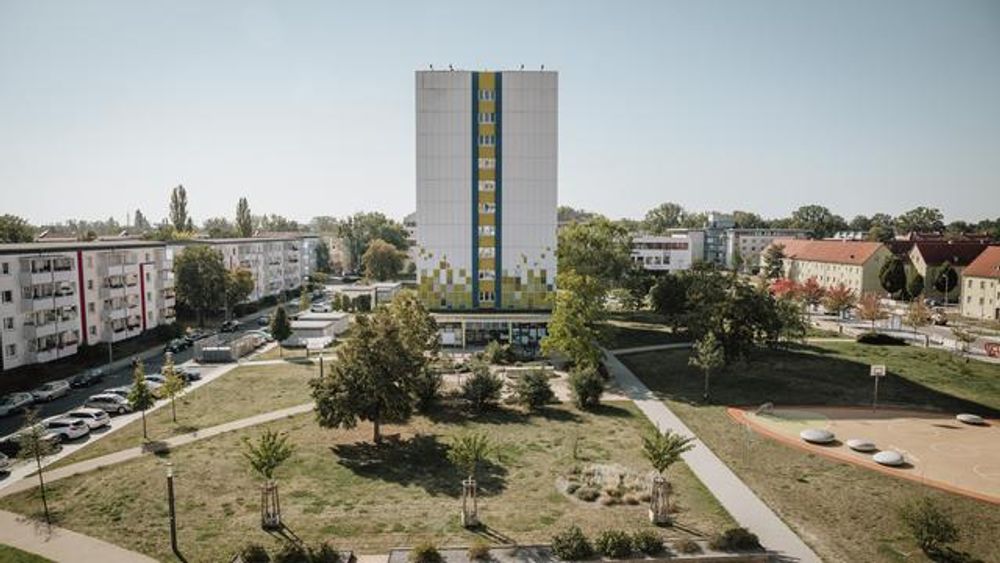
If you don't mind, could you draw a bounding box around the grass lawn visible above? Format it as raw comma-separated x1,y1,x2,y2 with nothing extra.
0,403,734,561
49,362,319,469
622,346,1000,563
252,342,339,361
0,545,54,563
598,318,687,350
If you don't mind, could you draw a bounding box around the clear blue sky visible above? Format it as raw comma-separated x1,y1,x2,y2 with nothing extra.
1,0,998,225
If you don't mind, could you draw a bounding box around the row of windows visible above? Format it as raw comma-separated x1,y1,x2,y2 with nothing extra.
478,290,495,302
478,112,496,124
480,203,495,213
478,247,495,258
478,271,496,280
478,90,495,101
478,158,495,169
478,134,496,146
478,225,495,236
478,180,495,191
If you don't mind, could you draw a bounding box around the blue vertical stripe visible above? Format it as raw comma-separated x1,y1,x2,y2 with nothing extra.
495,72,503,309
471,72,479,309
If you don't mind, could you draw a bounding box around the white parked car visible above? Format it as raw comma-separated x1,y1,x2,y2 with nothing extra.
41,417,90,442
84,393,132,415
144,374,167,386
31,380,70,402
0,392,35,417
103,386,131,399
311,302,332,313
64,407,111,430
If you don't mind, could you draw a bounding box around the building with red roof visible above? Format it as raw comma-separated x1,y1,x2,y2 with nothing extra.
960,246,1000,320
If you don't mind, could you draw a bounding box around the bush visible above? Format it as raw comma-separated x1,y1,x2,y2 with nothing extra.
551,526,593,561
462,361,504,411
575,486,600,502
482,340,516,364
708,527,762,552
409,542,443,563
856,332,906,346
237,543,271,563
413,369,443,413
630,530,664,556
898,497,959,554
510,370,555,410
308,543,341,563
595,529,633,559
674,538,701,554
467,540,491,561
569,367,604,409
273,542,309,563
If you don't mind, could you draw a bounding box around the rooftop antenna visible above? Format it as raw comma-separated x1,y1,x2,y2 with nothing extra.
541,64,545,70
520,64,524,70
448,64,453,71
429,64,433,70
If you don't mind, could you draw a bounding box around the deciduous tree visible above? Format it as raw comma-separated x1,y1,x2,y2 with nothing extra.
169,185,190,231
689,332,725,402
642,202,686,233
236,197,253,237
822,283,856,317
362,238,404,281
161,355,185,423
128,361,156,441
762,244,786,280
0,214,35,243
541,271,604,370
224,268,254,318
879,256,907,297
174,245,227,326
269,306,292,355
858,292,886,330
15,409,57,524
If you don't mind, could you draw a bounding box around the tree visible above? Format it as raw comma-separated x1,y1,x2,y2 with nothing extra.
732,210,767,229
299,289,310,312
642,429,695,524
620,265,657,310
510,370,555,410
541,271,604,370
448,432,496,527
128,361,156,441
133,209,151,231
462,361,504,412
879,256,907,297
169,184,190,231
931,263,958,303
362,238,404,281
791,205,846,239
848,214,872,232
905,300,931,334
174,245,226,326
224,268,255,318
161,355,185,423
689,332,725,402
270,306,292,355
897,497,959,556
822,283,856,317
203,217,238,238
557,206,599,224
858,292,886,330
315,241,332,273
799,277,826,315
907,273,924,300
762,244,786,280
236,197,253,237
769,278,801,301
556,217,632,288
15,409,58,524
339,212,409,271
568,367,604,409
895,207,945,234
0,214,35,243
243,429,294,530
950,327,976,354
642,202,686,234
649,272,691,330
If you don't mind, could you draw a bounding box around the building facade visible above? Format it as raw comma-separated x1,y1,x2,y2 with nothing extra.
960,246,1000,320
631,232,705,272
415,69,557,311
906,241,989,301
171,236,308,303
724,228,808,270
772,239,893,293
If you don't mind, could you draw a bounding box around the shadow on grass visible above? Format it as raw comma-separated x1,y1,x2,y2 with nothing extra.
586,403,633,418
424,404,531,426
332,434,508,498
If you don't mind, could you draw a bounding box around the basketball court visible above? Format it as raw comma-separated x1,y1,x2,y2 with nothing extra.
729,405,1000,504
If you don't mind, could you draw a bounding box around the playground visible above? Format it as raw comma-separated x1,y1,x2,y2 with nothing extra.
729,405,1000,504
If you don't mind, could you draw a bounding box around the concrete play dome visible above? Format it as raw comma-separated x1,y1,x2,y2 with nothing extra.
957,413,986,425
800,428,835,444
873,450,905,467
847,438,877,452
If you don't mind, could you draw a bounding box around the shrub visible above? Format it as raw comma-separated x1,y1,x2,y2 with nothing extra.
462,361,504,411
467,540,491,561
308,543,341,563
856,332,906,346
595,529,633,559
413,369,443,413
483,340,516,364
551,526,593,561
409,542,443,563
511,370,555,410
565,482,581,494
674,538,701,554
568,367,604,409
630,530,664,556
237,543,271,563
575,486,600,502
708,527,762,552
898,497,959,554
272,542,309,563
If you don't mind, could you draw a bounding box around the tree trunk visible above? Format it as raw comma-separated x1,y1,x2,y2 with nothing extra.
373,417,381,444
35,452,51,525
141,410,148,440
171,397,177,423
703,370,710,403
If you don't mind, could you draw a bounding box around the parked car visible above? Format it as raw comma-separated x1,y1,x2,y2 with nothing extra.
70,368,105,388
31,380,71,402
183,329,212,344
247,330,274,343
84,393,132,415
311,302,332,313
0,429,61,457
0,452,11,473
166,338,189,353
42,417,90,442
311,289,325,300
175,367,201,383
220,320,241,332
256,315,271,327
144,374,167,386
0,392,35,417
63,407,111,430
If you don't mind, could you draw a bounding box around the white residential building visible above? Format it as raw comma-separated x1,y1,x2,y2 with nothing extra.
631,232,705,272
960,246,1000,321
171,236,307,303
724,228,808,270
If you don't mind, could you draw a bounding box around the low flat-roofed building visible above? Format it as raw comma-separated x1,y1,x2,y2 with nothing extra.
631,231,705,272
960,246,1000,321
331,281,403,308
295,311,351,335
432,312,550,355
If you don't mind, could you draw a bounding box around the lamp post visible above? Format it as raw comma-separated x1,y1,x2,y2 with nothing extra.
166,462,187,562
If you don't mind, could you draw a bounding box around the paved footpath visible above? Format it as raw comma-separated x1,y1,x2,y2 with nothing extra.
0,509,158,562
605,350,821,563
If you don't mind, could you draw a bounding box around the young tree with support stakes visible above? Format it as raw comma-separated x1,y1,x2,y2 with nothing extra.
161,354,185,423
689,332,725,403
447,432,497,528
242,430,294,530
270,306,292,357
128,361,156,441
858,292,886,330
906,300,931,335
642,429,695,525
15,409,58,525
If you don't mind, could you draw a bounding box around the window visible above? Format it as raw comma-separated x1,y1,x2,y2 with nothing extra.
147,292,152,301
2,317,13,330
1,262,8,275
87,280,93,290
478,134,495,146
89,325,97,336
479,180,495,191
478,291,495,302
478,158,495,169
478,225,495,236
480,203,495,213
478,90,495,101
1,290,11,303
88,302,95,313
478,112,495,124
478,271,495,280
146,272,151,282
4,344,15,357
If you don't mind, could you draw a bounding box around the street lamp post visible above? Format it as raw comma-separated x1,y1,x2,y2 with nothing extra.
166,462,186,562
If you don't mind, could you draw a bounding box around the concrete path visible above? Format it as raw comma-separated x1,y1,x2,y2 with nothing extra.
609,342,692,355
0,509,158,563
605,350,821,563
0,403,314,498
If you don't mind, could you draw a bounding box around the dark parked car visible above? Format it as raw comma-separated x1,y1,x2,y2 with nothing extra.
166,338,189,353
256,315,270,327
70,368,105,388
175,367,201,383
220,320,240,332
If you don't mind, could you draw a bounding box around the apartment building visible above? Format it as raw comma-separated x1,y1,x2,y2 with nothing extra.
631,231,705,272
771,238,892,293
960,246,1000,321
724,228,808,270
172,236,308,302
0,241,175,372
907,241,989,300
415,69,557,312
703,212,735,265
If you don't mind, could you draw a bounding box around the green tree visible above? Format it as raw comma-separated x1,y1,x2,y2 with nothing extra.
643,429,695,475
897,497,959,555
541,271,604,370
243,429,294,530
174,245,227,326
895,207,945,234
620,265,657,310
848,214,872,231
556,217,632,288
203,217,238,238
169,184,190,231
15,409,58,524
339,212,409,271
649,272,691,330
462,360,504,412
315,241,332,273
510,370,555,410
128,361,156,440
879,255,907,297
132,209,151,231
732,210,767,229
568,367,604,409
907,272,924,300
161,355,185,423
932,263,958,303
447,432,495,482
762,244,786,280
362,238,404,281
0,214,36,243
642,202,686,233
270,306,292,356
236,197,253,237
905,300,931,334
689,331,725,402
791,205,847,239
224,268,255,318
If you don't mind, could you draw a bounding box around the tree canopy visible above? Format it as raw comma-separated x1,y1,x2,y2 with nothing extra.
556,216,632,288
790,204,847,239
339,212,409,271
169,184,190,231
174,245,227,325
642,202,686,233
362,238,404,281
236,197,253,237
0,214,36,243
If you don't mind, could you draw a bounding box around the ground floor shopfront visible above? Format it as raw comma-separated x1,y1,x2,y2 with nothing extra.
432,313,550,355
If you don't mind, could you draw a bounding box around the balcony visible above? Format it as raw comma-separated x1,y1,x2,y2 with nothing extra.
162,307,176,319
106,308,128,321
